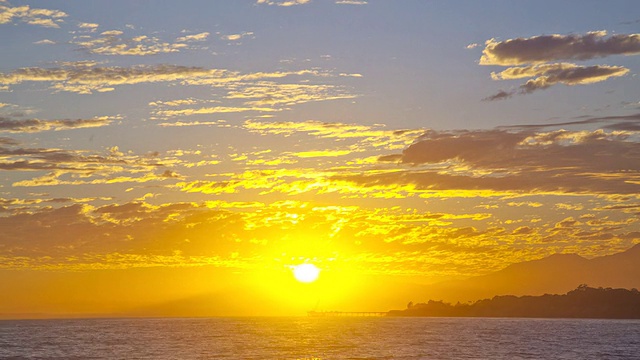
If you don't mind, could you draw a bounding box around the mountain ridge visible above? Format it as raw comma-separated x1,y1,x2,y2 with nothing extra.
422,244,640,302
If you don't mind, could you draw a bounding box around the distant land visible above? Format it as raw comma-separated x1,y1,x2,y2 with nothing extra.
417,243,640,303
388,285,640,319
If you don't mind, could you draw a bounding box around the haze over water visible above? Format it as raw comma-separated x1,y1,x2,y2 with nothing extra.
1,317,639,359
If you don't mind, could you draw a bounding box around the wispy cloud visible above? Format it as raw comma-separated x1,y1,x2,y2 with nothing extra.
72,29,198,56
243,119,424,150
0,65,353,103
33,39,56,45
225,82,357,107
256,0,311,6
335,0,367,5
153,106,278,118
176,32,210,42
0,138,182,190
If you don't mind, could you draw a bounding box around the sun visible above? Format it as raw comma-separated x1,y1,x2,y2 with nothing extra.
292,264,320,283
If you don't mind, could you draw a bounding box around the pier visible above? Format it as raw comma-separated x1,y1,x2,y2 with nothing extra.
307,311,388,317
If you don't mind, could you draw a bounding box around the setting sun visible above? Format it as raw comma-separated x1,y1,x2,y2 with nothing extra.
292,264,321,283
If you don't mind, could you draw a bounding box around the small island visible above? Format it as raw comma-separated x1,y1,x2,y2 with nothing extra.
388,285,640,319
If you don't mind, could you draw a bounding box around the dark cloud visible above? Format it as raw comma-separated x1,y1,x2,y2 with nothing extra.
160,170,181,178
336,166,640,196
402,129,640,172
513,226,534,235
482,89,513,101
0,137,19,145
0,141,168,187
481,32,640,66
480,31,638,99
359,128,640,195
605,122,640,131
400,130,526,165
0,117,112,133
377,154,403,162
498,113,640,131
517,65,629,94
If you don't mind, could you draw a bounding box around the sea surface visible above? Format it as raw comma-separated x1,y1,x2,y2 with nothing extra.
0,317,638,359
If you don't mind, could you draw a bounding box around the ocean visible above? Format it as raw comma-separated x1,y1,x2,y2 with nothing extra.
1,317,638,359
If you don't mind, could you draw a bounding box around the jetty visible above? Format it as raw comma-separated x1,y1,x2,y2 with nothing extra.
307,311,388,317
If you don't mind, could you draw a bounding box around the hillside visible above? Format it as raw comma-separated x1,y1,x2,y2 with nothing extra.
421,244,640,302
389,285,640,319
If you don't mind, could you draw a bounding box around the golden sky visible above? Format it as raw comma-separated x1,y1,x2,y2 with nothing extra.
1,0,639,317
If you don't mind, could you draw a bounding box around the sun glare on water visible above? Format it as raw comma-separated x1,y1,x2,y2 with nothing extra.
292,264,320,283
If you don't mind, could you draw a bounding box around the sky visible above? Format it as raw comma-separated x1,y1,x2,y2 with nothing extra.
1,0,640,317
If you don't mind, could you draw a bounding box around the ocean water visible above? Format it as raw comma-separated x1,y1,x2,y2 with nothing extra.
0,317,638,359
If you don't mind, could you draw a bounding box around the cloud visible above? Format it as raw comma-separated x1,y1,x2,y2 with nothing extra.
0,121,638,277
517,64,628,93
72,30,193,56
480,31,640,66
256,0,311,6
224,34,242,41
33,39,55,45
156,120,228,127
100,29,123,36
221,32,253,41
77,22,99,30
498,112,640,131
0,65,350,98
508,201,543,208
491,63,629,82
149,98,199,107
0,64,227,94
290,150,352,158
176,32,210,42
145,72,359,119
479,31,639,98
0,137,19,145
224,82,357,107
335,0,367,4
482,89,512,101
0,139,182,189
0,116,114,133
0,193,618,275
24,17,59,27
0,2,67,28
243,119,425,150
486,63,629,96
374,128,640,196
153,106,278,118
196,125,637,204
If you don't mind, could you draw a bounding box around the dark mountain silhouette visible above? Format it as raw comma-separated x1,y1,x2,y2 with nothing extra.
389,285,640,319
422,244,640,302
